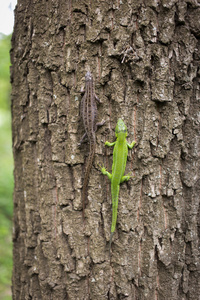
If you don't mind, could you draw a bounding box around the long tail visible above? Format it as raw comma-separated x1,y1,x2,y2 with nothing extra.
109,184,120,254
82,141,95,218
109,232,114,256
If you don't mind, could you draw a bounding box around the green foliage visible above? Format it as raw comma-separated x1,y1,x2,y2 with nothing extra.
0,33,13,300
0,34,11,110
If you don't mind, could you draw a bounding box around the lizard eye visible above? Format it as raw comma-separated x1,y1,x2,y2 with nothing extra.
115,129,127,133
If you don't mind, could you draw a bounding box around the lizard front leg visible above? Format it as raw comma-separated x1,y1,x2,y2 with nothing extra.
127,141,136,149
105,141,116,147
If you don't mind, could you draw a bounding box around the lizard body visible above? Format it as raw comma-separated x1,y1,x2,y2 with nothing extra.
80,71,104,218
100,119,136,254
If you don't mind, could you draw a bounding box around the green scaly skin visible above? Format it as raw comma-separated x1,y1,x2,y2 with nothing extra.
100,119,136,255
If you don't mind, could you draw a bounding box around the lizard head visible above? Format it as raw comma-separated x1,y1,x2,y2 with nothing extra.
115,118,127,139
85,71,92,82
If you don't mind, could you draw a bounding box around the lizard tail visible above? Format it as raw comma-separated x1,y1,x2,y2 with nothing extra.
82,142,96,218
111,184,120,232
109,184,120,255
109,232,114,256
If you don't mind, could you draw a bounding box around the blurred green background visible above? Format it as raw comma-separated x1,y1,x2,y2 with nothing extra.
0,33,13,300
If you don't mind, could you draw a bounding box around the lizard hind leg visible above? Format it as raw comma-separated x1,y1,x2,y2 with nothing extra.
120,173,133,183
100,166,112,180
94,119,106,131
78,132,87,146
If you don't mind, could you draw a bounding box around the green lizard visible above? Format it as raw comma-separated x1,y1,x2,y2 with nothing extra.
100,119,136,254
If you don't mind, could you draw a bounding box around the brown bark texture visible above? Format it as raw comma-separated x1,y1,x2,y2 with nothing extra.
11,0,200,299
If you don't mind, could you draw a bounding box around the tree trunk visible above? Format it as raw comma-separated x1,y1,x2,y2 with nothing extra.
11,1,200,299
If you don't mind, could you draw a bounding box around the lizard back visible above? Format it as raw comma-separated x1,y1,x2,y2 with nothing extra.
81,72,97,142
81,71,98,217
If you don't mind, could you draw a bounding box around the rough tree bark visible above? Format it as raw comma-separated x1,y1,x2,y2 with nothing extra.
11,1,200,299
